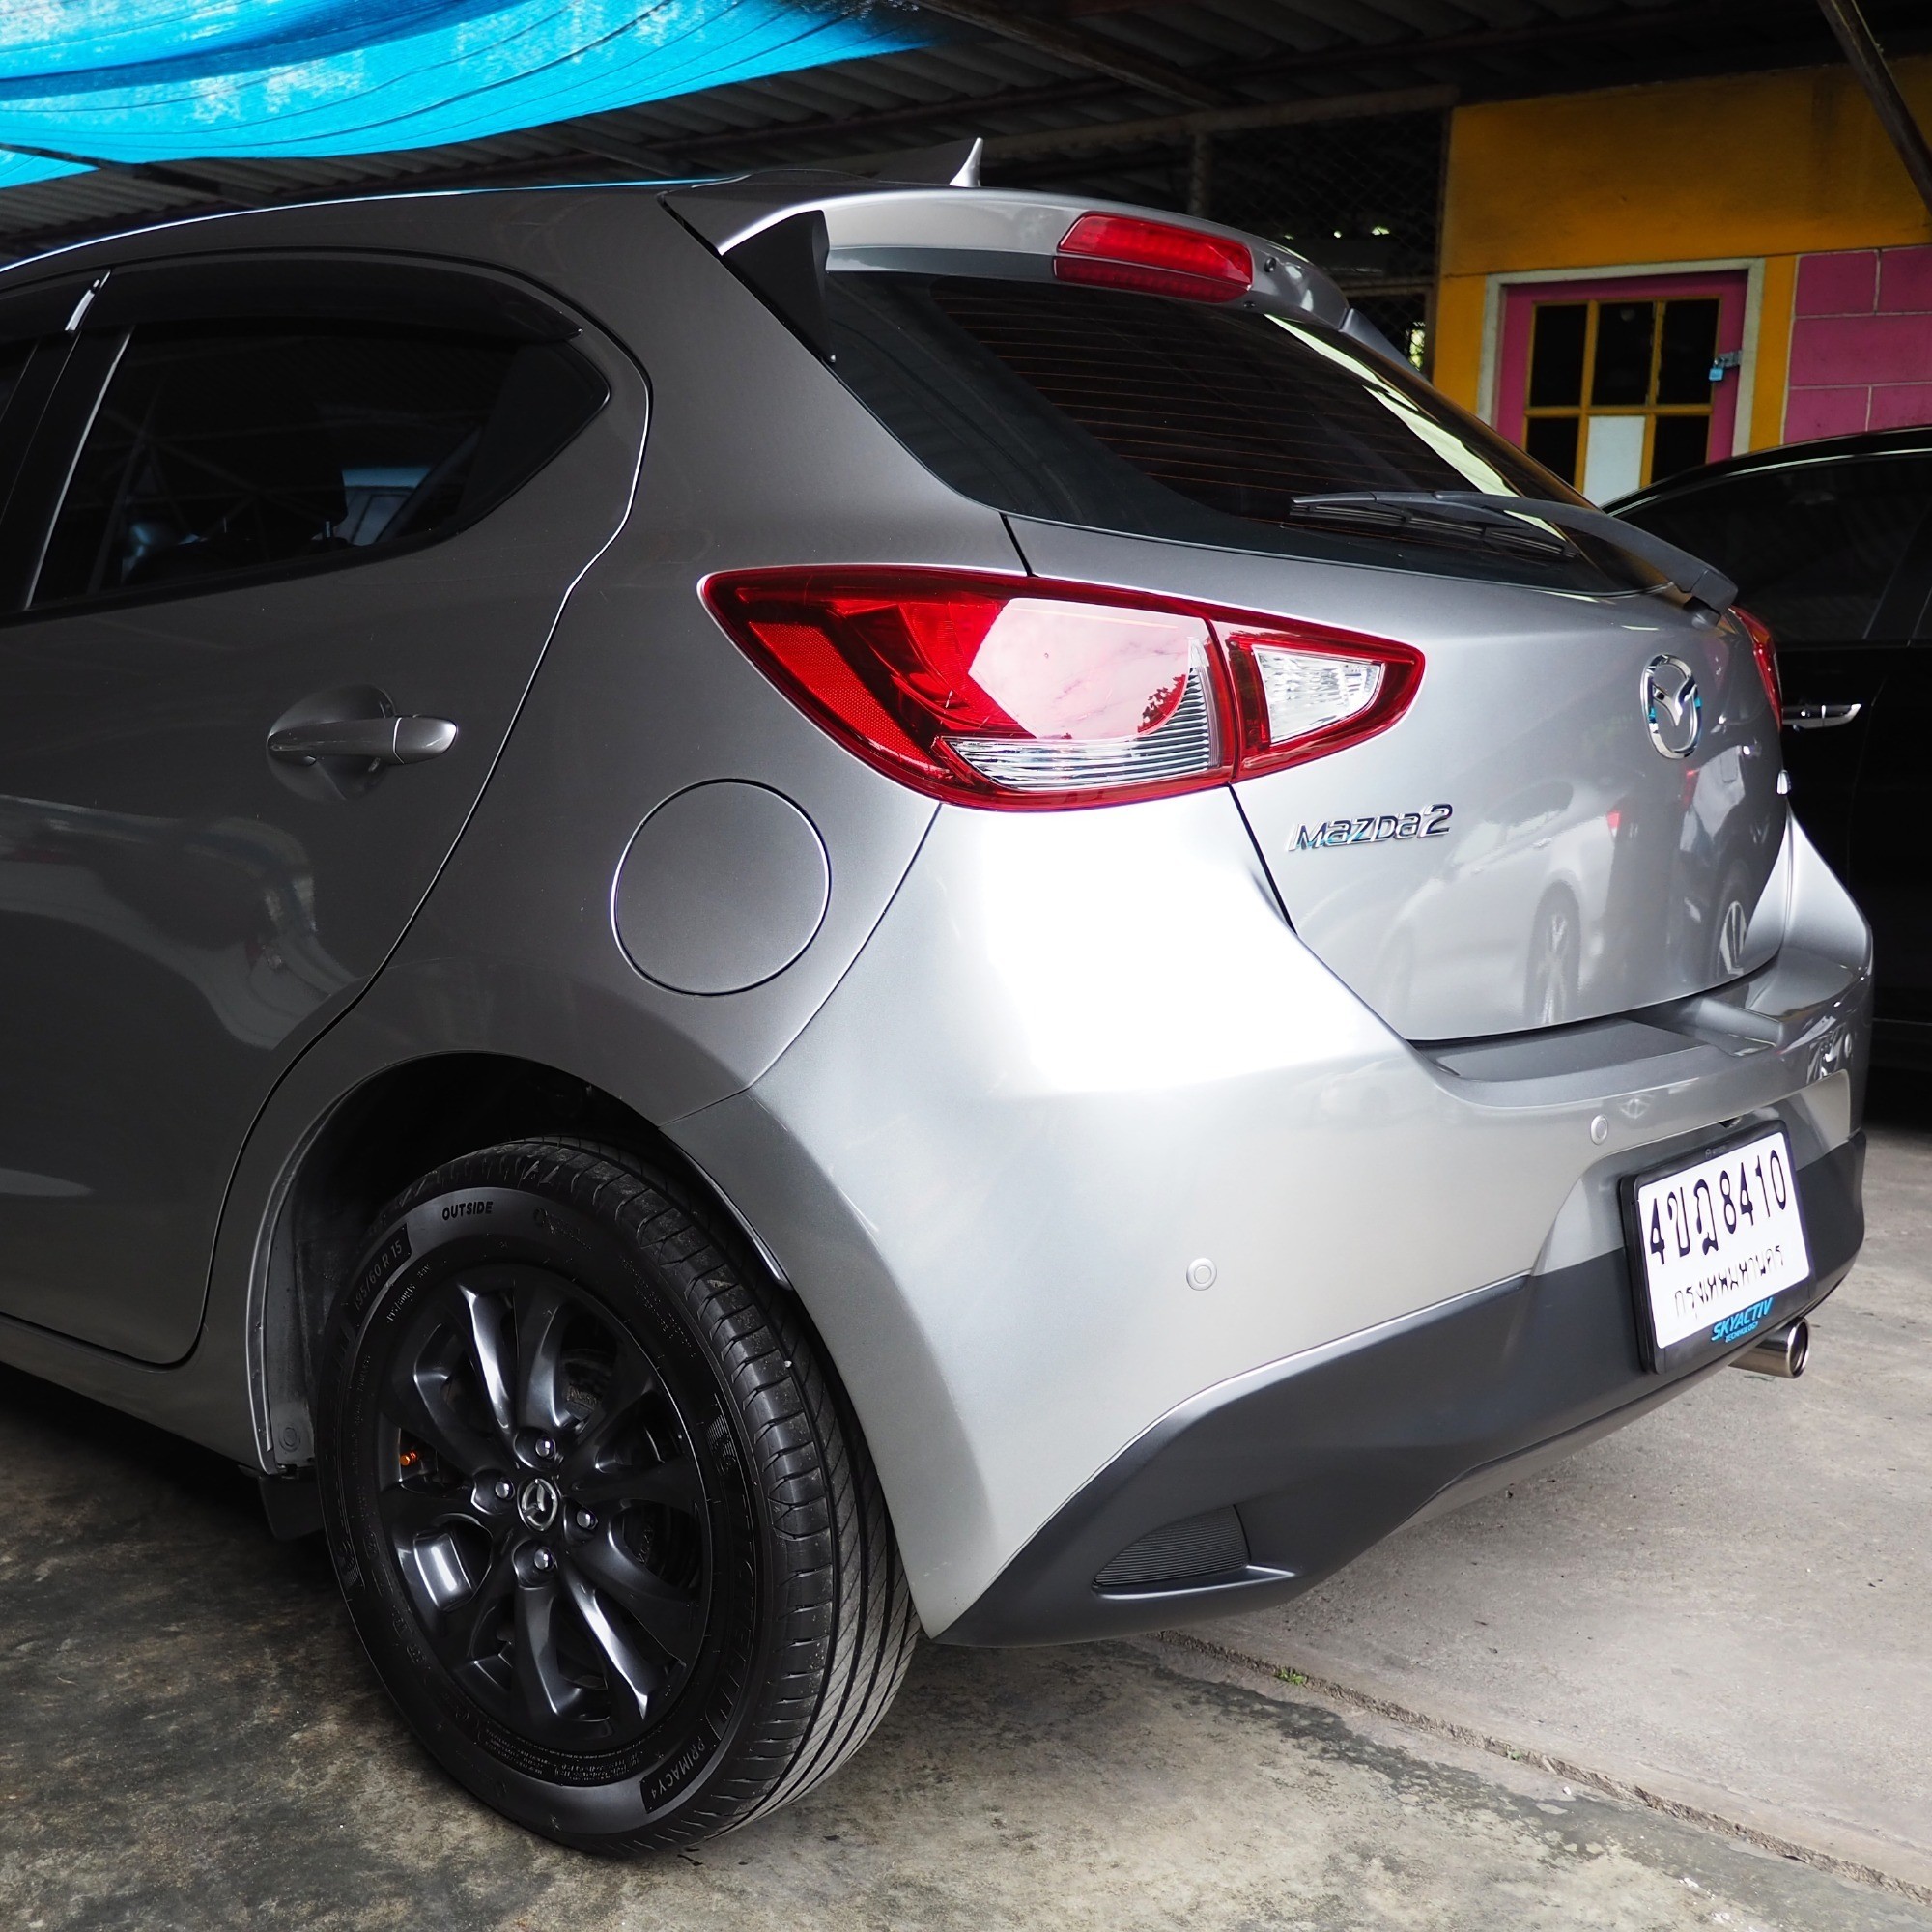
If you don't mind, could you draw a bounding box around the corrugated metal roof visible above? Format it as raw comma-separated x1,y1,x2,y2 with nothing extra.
0,0,1917,257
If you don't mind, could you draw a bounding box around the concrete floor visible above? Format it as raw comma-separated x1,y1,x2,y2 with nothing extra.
1200,1099,1932,1896
0,1396,1923,1932
1,1098,1927,1928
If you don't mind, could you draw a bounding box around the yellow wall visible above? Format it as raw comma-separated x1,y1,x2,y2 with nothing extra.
1433,57,1932,440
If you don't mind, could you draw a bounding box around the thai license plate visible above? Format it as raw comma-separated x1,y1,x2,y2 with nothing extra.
1628,1129,1811,1369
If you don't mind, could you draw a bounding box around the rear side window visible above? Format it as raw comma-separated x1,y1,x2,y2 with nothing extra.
33,320,605,607
0,338,40,474
1619,456,1932,642
0,341,29,425
821,272,1637,592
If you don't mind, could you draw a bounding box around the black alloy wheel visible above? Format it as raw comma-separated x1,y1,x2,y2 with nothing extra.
375,1262,714,1756
318,1138,917,1851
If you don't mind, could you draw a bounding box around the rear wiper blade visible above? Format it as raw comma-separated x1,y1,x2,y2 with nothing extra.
1285,493,1575,561
1288,491,1738,612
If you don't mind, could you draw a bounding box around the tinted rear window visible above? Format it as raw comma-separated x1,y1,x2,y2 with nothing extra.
823,272,1642,592
0,342,27,423
1619,455,1932,642
33,320,605,608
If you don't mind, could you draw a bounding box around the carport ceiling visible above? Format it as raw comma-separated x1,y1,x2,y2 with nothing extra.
0,0,1925,258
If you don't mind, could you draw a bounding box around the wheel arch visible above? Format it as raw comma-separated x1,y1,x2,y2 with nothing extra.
257,1051,789,1471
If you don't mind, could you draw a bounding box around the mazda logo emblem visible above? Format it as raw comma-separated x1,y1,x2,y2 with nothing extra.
517,1475,561,1533
1641,654,1702,759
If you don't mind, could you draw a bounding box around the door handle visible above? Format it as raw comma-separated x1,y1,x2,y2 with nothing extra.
1781,701,1862,732
268,715,458,766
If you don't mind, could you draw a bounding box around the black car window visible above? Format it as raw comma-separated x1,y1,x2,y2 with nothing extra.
0,338,43,474
32,319,605,608
1618,456,1932,642
0,341,29,422
820,271,1651,596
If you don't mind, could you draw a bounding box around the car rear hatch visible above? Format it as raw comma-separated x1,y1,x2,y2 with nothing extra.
668,177,1791,1040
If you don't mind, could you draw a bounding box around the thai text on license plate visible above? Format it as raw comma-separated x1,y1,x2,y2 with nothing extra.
1634,1130,1810,1351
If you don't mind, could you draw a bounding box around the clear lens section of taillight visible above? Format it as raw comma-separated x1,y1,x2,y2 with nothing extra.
949,637,1221,792
702,568,1419,809
1222,625,1423,777
1244,645,1383,741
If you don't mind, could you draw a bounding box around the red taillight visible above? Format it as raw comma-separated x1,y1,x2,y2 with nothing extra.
701,568,1421,810
1054,213,1253,304
1735,605,1781,718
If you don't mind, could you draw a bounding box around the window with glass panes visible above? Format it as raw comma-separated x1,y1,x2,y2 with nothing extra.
1521,297,1721,499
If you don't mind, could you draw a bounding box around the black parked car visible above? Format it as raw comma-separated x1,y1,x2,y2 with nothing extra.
1618,429,1932,1068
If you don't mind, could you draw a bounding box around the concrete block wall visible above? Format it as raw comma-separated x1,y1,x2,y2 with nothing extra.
1787,245,1932,441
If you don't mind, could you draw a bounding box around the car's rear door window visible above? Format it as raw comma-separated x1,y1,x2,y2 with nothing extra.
32,318,605,608
821,270,1640,593
0,341,29,422
1619,456,1932,642
0,337,40,502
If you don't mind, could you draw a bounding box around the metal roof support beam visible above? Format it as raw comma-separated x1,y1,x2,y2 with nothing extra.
646,75,1122,163
966,83,1457,163
1816,0,1932,216
658,1,1781,175
4,142,236,202
558,119,686,177
903,0,1225,107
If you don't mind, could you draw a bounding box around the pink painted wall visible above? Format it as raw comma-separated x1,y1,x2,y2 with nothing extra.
1787,246,1932,440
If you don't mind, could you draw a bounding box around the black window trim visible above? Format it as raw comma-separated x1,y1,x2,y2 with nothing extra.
0,270,115,574
85,250,583,343
0,329,123,613
0,250,610,626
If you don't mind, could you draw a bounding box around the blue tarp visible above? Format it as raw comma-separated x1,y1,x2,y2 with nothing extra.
0,1,928,191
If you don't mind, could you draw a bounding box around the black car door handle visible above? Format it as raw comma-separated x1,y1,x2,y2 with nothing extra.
1781,701,1862,732
268,715,459,766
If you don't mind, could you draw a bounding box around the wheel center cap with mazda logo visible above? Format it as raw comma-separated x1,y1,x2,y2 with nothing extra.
1641,654,1702,759
518,1475,561,1533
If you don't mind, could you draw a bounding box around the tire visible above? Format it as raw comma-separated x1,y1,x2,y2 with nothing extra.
315,1137,916,1851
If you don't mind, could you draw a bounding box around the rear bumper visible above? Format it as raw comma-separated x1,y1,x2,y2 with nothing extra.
942,1133,1863,1646
673,793,1870,1637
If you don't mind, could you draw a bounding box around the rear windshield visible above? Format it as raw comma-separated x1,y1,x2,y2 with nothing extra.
822,271,1644,593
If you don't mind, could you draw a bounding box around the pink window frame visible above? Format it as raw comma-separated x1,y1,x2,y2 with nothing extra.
1494,272,1749,465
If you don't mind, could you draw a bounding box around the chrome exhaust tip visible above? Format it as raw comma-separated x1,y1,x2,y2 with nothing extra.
1730,1318,1809,1379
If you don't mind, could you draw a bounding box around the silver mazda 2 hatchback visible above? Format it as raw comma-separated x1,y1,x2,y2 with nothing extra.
0,168,1867,1850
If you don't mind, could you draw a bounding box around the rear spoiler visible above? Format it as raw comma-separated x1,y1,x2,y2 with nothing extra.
664,172,1358,336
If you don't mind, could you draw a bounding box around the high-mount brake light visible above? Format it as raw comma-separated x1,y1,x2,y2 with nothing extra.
1735,606,1781,718
701,569,1422,810
1054,213,1253,304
